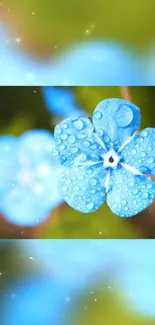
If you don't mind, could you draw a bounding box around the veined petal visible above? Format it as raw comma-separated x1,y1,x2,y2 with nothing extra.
107,168,155,217
93,98,140,150
58,165,108,213
121,128,155,175
54,117,107,167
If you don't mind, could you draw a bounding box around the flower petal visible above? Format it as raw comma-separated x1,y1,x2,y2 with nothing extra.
107,167,155,217
54,117,107,167
93,98,140,149
121,128,155,175
58,165,107,213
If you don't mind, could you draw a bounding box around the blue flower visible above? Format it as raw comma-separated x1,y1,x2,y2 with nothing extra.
4,277,74,325
0,130,63,226
42,86,84,118
53,98,155,217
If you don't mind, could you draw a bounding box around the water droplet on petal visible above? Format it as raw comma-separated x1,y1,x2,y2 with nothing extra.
90,178,97,186
116,104,133,127
73,119,84,130
136,137,143,143
86,202,94,211
83,141,90,147
94,111,102,120
147,157,154,164
131,149,137,155
141,130,148,137
71,147,79,153
133,188,138,194
61,134,68,140
140,151,146,158
60,145,66,151
142,192,148,199
62,123,68,129
69,135,76,144
74,185,80,191
62,186,68,192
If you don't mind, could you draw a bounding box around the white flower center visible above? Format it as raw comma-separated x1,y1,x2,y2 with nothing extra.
102,149,120,168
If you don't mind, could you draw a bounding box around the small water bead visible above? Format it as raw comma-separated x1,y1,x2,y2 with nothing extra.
59,145,66,151
94,111,102,120
86,202,94,211
83,141,90,147
141,130,148,137
147,157,154,164
147,146,152,151
62,186,68,192
90,189,96,194
74,185,80,191
90,178,97,186
79,153,87,162
79,175,84,180
104,135,110,143
136,136,143,144
64,195,69,200
71,147,79,153
133,188,138,194
130,181,134,187
140,151,147,158
56,139,62,145
122,200,127,205
61,123,68,129
68,135,76,144
55,126,62,134
77,133,86,139
116,104,133,127
73,119,84,131
61,134,68,140
66,179,71,184
142,192,149,199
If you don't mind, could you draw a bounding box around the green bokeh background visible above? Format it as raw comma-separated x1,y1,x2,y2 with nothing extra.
0,86,155,239
2,0,155,57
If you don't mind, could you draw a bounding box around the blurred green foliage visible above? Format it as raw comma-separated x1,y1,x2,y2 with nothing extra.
3,0,155,56
0,86,155,239
68,282,155,324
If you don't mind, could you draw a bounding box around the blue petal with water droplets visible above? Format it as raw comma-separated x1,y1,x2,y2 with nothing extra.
54,117,107,167
58,165,107,213
93,98,141,150
121,128,155,175
107,168,155,217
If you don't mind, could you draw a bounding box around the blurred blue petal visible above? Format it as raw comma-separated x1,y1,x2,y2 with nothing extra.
42,86,84,118
0,26,148,85
4,277,74,325
1,130,63,226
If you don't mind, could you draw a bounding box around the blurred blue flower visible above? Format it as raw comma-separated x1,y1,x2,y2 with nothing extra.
4,277,75,325
53,98,155,217
42,86,84,118
18,239,155,318
0,130,63,226
0,25,148,85
22,239,118,289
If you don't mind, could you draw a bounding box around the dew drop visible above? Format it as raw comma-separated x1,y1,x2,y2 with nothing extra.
122,200,127,205
90,178,97,186
136,137,143,143
73,119,84,130
71,147,79,153
140,151,146,158
79,175,84,181
86,202,94,211
61,134,68,140
141,130,148,137
94,111,102,120
83,141,90,147
74,185,80,191
62,186,68,192
116,104,133,127
131,149,137,155
60,145,66,151
62,123,68,129
147,157,154,164
142,192,148,199
133,188,138,194
69,135,76,144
